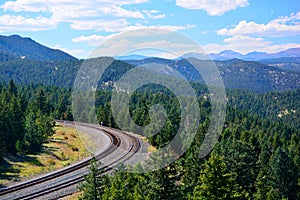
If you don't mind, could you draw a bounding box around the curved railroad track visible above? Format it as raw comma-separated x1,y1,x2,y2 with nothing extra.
0,121,142,200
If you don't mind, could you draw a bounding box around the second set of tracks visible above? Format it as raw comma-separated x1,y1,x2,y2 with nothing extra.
0,121,141,200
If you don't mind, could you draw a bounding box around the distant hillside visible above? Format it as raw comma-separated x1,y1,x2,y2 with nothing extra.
116,54,149,60
1,34,299,92
260,57,300,64
0,35,77,61
1,53,300,92
216,59,300,92
180,47,300,61
0,53,136,88
260,57,300,72
125,57,300,92
209,50,244,60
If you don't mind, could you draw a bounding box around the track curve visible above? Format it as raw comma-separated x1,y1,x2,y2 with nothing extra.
0,121,142,200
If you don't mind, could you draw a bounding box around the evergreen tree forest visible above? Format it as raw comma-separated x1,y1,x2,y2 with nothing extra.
1,35,299,199
0,80,73,158
78,84,300,200
0,78,299,199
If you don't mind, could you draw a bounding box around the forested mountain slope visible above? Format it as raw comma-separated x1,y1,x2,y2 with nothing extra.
126,58,300,92
1,35,300,92
0,35,76,61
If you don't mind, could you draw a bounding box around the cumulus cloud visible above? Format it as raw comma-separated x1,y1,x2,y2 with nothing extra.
75,28,206,58
143,10,166,19
134,24,195,31
1,0,149,13
0,0,148,31
1,0,49,12
0,15,57,32
0,0,172,33
176,0,249,16
217,12,300,37
101,6,144,19
209,12,300,54
1,0,147,20
70,19,129,32
73,24,195,46
72,34,119,47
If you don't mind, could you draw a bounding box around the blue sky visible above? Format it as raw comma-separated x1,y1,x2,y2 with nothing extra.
0,0,299,58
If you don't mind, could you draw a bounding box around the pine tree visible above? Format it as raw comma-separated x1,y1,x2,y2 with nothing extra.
0,127,6,160
23,110,40,152
22,108,54,153
54,95,67,120
191,153,243,200
266,188,285,200
8,79,17,97
268,147,298,199
102,164,130,200
35,88,49,114
79,158,109,200
223,140,257,198
254,167,269,200
7,95,25,152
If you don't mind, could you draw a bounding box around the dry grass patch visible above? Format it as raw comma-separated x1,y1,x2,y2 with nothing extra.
147,145,157,153
0,124,89,186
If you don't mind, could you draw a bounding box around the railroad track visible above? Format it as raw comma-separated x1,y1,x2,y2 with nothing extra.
0,121,141,200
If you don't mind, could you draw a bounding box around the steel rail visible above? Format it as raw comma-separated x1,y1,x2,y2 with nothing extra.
0,121,141,200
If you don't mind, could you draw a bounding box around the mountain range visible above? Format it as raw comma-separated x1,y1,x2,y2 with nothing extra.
0,34,300,92
0,35,76,61
1,34,299,62
207,48,300,61
118,48,300,61
124,57,300,92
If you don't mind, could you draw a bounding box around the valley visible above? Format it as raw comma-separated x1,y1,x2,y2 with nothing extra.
0,34,299,200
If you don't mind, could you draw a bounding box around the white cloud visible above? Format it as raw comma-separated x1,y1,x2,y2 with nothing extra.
150,14,166,19
143,10,166,19
130,24,195,31
0,0,148,31
0,0,189,37
176,0,249,16
108,6,144,18
0,15,57,32
204,35,300,54
73,27,203,59
1,0,149,13
1,0,49,12
217,12,300,37
72,34,119,46
100,0,149,5
209,12,300,55
1,0,147,20
70,19,129,32
73,24,195,46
